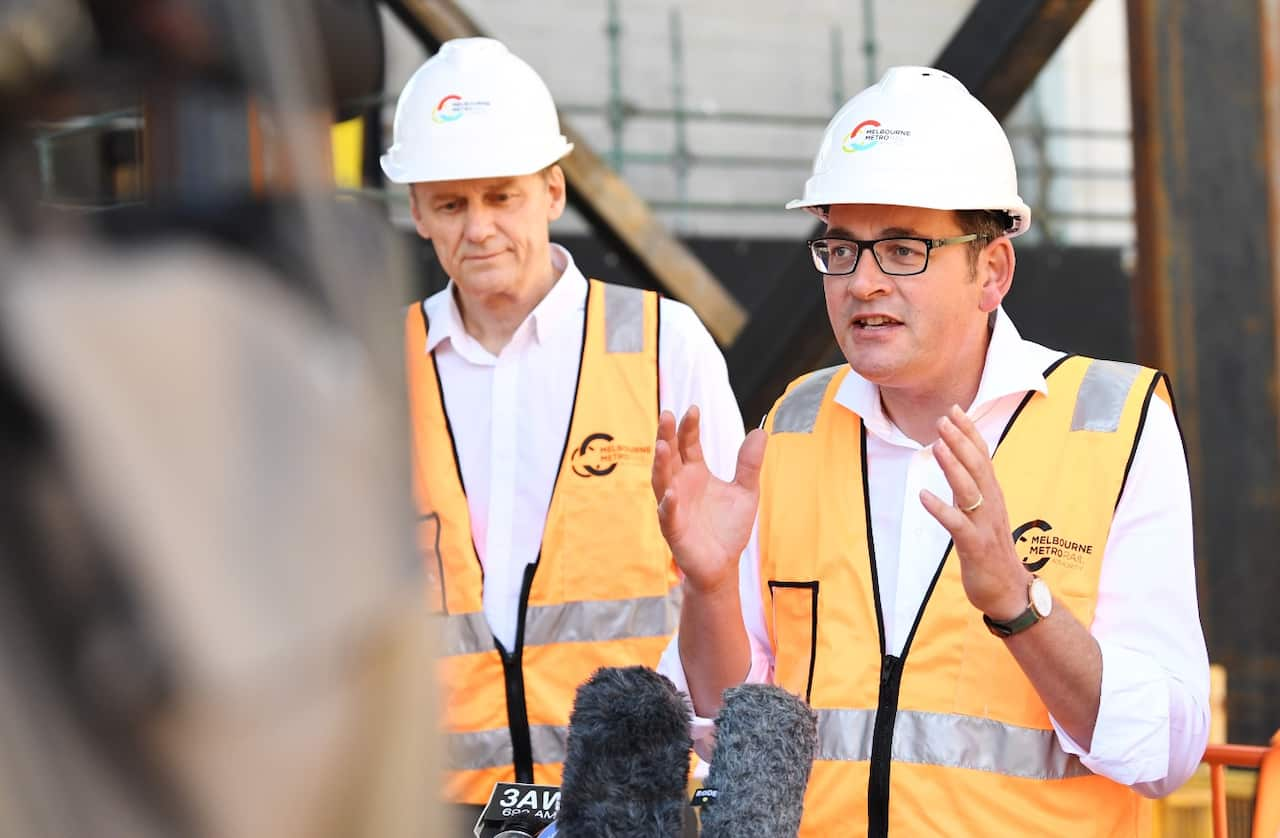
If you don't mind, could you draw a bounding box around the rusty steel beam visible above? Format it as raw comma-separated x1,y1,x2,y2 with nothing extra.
934,0,1094,120
1264,0,1280,452
381,0,747,345
729,0,1092,425
1127,0,1280,746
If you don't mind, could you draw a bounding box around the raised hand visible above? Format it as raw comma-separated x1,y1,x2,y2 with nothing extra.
652,406,767,593
919,405,1032,620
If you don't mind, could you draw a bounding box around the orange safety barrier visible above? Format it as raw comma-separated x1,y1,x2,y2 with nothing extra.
1202,730,1280,838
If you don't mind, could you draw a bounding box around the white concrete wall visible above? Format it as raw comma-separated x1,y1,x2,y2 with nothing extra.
382,0,1134,246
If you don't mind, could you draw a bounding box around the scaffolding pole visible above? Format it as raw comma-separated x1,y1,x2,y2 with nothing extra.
606,0,624,172
830,25,845,110
670,7,689,231
863,0,878,86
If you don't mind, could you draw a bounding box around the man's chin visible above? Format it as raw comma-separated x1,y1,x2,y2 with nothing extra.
455,261,512,286
844,353,901,386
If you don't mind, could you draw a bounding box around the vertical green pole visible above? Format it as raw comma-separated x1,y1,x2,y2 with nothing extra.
831,25,845,110
606,0,624,172
670,6,688,232
863,0,878,86
1030,84,1054,244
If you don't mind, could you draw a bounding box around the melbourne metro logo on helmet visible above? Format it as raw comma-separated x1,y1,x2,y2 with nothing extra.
431,94,462,123
431,93,491,124
840,119,912,152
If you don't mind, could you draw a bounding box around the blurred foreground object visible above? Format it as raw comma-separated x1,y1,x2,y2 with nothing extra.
0,1,440,836
0,241,434,838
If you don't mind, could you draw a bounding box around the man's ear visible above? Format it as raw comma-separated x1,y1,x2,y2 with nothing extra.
408,184,432,240
545,164,567,223
978,236,1015,313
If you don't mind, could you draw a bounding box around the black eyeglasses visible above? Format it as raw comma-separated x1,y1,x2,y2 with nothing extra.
806,234,989,277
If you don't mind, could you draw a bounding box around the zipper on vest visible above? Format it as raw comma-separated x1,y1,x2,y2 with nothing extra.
867,653,903,838
856,389,1045,835
501,289,588,786
859,422,897,837
502,563,538,784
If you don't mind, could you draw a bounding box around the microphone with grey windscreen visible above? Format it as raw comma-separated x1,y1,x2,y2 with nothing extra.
554,666,693,838
695,683,818,838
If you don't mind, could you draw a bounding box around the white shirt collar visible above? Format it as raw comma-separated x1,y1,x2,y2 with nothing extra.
833,307,1053,442
421,243,587,356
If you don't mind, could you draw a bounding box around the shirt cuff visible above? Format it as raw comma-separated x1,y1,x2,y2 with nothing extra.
1051,641,1170,787
656,630,774,764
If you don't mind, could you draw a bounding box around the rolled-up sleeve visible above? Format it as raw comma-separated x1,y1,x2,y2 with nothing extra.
655,297,768,759
1050,396,1210,796
656,525,776,760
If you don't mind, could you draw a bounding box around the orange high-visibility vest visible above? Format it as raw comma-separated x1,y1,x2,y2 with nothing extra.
759,355,1176,837
406,279,679,804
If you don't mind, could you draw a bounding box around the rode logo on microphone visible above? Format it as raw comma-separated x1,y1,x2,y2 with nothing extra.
1013,519,1094,572
691,787,719,807
570,432,653,478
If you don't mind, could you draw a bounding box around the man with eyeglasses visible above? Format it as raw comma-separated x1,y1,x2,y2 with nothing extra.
653,67,1208,836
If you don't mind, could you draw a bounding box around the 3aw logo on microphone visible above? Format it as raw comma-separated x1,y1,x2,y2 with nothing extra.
495,784,560,818
474,782,560,838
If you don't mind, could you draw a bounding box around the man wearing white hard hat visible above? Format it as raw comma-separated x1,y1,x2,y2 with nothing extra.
385,38,744,811
654,67,1209,835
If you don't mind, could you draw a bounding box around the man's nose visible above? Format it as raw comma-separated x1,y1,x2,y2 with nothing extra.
462,205,496,242
845,247,892,298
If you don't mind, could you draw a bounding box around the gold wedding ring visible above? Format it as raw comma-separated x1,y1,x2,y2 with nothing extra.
960,493,984,514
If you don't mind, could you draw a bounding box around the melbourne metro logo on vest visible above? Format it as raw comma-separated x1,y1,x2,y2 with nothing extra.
1012,519,1095,572
570,432,653,478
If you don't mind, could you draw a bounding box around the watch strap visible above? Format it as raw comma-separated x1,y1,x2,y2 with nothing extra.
983,607,1041,638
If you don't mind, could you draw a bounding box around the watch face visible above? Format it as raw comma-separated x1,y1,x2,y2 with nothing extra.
1030,578,1053,617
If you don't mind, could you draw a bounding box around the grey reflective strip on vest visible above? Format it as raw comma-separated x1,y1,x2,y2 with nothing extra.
531,724,570,765
442,589,681,658
604,283,645,353
525,589,681,647
816,708,1092,781
447,727,513,772
815,707,876,761
443,611,495,657
447,724,570,771
1071,359,1142,433
772,365,843,434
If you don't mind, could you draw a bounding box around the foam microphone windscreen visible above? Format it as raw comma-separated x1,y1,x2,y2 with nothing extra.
555,666,693,838
697,683,818,838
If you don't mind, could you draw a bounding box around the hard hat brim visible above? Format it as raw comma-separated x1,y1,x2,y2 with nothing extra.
380,139,574,185
784,195,1032,239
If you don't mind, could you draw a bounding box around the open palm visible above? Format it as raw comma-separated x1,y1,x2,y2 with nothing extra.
652,407,767,593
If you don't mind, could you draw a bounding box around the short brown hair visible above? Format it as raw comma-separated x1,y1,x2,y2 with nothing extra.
953,209,1010,273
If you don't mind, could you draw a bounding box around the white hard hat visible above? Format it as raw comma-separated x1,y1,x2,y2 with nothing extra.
380,38,574,184
786,66,1031,237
